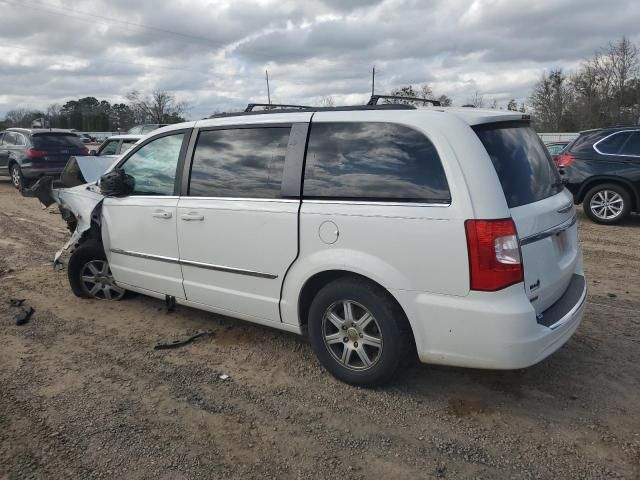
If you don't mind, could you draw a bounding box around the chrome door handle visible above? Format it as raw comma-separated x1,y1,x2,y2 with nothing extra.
151,210,172,219
181,212,204,222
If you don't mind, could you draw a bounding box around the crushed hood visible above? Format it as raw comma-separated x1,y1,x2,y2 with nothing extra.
60,155,120,188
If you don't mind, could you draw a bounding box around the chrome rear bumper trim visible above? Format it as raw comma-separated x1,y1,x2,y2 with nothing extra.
520,214,577,246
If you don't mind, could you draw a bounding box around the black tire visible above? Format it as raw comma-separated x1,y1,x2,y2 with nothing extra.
583,183,632,225
9,163,24,190
68,240,126,300
307,277,413,387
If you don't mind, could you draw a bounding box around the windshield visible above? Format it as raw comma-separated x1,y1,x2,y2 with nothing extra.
474,123,563,208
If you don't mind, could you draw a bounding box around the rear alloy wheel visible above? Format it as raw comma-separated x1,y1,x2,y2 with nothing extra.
9,163,24,190
584,183,631,225
308,278,412,387
68,240,126,300
322,300,383,371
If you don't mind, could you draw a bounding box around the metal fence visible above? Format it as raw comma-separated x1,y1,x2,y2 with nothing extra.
84,131,129,142
538,132,579,143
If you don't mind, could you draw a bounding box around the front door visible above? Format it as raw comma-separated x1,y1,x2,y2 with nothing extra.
102,131,190,299
177,123,307,322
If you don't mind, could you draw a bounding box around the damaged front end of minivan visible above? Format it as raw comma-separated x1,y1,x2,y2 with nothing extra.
23,156,116,265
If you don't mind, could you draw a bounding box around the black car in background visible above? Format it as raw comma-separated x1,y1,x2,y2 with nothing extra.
558,127,640,224
0,128,88,190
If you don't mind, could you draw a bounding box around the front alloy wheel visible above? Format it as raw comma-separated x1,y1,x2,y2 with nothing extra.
80,260,125,300
68,240,127,300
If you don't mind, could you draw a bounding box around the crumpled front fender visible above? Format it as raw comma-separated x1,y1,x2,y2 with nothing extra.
22,154,116,264
50,184,105,263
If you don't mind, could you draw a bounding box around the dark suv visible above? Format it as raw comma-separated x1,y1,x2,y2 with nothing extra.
0,128,88,190
557,127,640,224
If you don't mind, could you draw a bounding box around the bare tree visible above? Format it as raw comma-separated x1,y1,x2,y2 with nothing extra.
507,99,518,111
126,90,187,124
418,84,434,99
318,96,335,107
528,69,573,131
4,108,43,128
609,36,639,121
466,90,485,108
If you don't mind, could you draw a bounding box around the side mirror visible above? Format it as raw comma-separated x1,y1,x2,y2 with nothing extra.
89,149,97,156
99,168,135,197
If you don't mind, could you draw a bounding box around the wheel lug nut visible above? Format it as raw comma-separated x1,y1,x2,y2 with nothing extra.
342,325,347,330
359,333,363,338
354,342,358,348
343,337,349,343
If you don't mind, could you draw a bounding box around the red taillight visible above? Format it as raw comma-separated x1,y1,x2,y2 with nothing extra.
79,147,89,156
465,219,523,291
555,153,575,168
26,148,47,158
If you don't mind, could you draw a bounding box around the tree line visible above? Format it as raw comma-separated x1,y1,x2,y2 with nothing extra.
1,90,186,131
527,36,640,132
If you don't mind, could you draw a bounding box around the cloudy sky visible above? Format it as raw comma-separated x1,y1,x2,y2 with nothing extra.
1,0,639,120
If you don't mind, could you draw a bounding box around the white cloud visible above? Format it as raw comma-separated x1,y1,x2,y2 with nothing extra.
0,0,639,119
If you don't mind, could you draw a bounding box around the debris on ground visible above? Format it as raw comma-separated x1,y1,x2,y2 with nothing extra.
154,330,212,350
9,301,35,326
8,298,25,307
219,374,230,381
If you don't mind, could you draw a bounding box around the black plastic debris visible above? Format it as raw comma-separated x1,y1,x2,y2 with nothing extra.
154,330,212,350
15,306,34,326
8,298,35,326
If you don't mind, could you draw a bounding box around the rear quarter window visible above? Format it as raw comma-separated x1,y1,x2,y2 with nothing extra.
474,123,562,208
303,122,451,203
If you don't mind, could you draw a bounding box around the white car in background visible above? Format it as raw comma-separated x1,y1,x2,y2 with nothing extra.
90,134,144,156
45,98,586,387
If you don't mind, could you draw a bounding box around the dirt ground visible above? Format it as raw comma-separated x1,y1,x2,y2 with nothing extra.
0,177,639,480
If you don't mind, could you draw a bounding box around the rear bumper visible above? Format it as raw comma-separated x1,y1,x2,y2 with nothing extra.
21,162,65,179
394,265,587,370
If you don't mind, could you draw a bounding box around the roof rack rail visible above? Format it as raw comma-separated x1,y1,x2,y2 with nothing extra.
367,95,441,107
245,103,312,112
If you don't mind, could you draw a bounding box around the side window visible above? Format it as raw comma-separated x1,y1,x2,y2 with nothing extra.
0,133,4,145
596,132,632,155
189,127,290,198
99,140,119,155
303,122,451,203
14,134,26,146
120,133,185,195
4,132,17,145
619,132,640,157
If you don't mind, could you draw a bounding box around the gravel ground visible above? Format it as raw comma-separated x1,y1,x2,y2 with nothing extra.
0,177,639,479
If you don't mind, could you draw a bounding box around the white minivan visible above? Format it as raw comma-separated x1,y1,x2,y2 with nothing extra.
51,100,586,386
